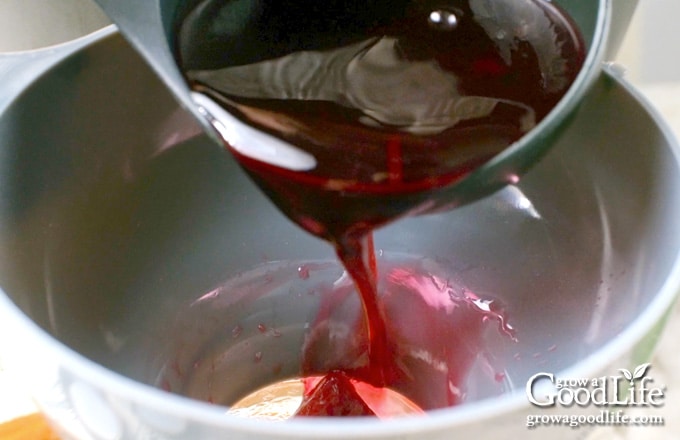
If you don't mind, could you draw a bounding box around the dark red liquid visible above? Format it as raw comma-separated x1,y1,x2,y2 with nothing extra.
298,256,516,412
178,0,585,239
175,0,584,415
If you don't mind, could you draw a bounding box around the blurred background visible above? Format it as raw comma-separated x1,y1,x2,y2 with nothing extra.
617,0,680,84
0,0,109,52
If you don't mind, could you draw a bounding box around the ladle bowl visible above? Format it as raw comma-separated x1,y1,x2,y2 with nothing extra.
92,0,633,209
1,25,680,439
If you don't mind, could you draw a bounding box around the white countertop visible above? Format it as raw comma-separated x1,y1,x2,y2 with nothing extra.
1,81,680,437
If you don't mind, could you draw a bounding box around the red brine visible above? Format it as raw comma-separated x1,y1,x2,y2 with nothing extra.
298,256,516,412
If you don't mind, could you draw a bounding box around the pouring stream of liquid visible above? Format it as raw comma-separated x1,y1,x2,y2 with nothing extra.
176,0,585,415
